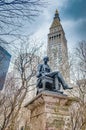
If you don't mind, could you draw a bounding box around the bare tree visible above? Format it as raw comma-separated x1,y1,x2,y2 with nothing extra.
0,0,47,44
0,40,41,130
69,41,86,130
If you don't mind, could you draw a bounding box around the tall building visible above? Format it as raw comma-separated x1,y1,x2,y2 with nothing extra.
0,46,11,90
47,10,70,81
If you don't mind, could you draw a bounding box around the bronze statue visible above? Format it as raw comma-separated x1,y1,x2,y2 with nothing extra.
36,56,72,94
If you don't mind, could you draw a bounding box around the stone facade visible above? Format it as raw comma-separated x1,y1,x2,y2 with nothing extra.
25,91,76,130
47,10,70,82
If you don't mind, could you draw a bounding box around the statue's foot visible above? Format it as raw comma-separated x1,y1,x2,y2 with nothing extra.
64,85,73,90
36,88,44,95
53,89,63,94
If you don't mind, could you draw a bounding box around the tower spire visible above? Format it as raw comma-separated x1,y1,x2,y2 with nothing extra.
54,9,60,21
55,9,59,15
50,9,61,28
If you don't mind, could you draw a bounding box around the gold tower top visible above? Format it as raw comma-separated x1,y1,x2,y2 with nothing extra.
50,9,60,28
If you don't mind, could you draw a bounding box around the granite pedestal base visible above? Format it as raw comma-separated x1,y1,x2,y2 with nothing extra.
25,91,76,130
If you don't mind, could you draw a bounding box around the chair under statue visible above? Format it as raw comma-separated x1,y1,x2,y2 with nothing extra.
36,75,61,94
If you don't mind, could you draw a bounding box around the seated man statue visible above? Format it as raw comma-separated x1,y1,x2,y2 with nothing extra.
36,56,72,93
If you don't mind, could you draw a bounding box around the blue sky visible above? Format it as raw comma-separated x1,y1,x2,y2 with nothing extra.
23,0,86,52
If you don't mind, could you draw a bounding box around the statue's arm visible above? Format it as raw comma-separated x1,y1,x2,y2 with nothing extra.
47,64,52,72
36,64,42,78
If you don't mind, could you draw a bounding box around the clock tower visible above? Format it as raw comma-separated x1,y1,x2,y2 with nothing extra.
47,10,70,81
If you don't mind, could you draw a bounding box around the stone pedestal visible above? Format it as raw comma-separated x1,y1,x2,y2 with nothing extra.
25,91,76,130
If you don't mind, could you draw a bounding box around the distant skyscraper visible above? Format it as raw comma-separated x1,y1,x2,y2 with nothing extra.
0,46,11,90
47,10,70,81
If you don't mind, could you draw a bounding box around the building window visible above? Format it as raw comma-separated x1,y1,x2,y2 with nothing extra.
52,36,53,40
54,35,56,39
56,35,58,38
49,37,51,40
59,34,61,38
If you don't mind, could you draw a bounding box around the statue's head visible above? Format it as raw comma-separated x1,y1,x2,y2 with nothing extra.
43,56,49,63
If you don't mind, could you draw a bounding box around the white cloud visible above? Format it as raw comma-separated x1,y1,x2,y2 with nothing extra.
61,18,86,51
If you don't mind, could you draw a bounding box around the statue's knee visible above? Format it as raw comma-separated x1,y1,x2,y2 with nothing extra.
57,72,62,78
55,72,60,78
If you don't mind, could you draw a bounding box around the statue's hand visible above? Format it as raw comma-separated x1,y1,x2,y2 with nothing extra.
42,73,45,76
36,72,42,78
